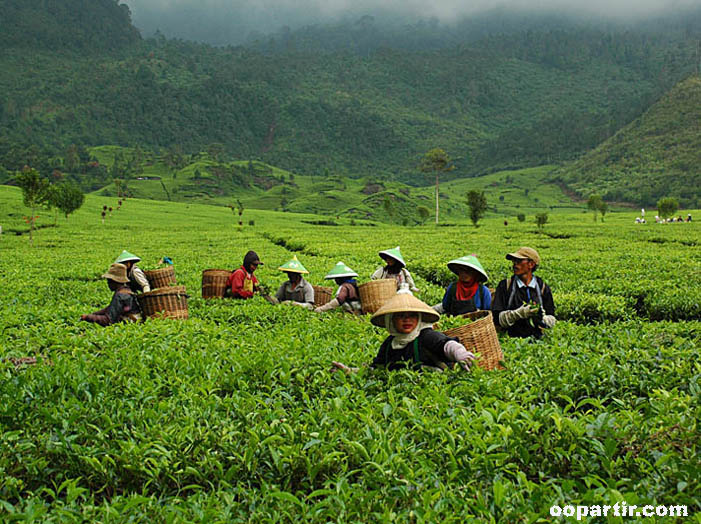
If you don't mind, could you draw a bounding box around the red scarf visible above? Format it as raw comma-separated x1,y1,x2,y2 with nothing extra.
456,281,479,301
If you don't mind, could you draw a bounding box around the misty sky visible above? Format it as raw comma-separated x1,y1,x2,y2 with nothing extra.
122,0,700,44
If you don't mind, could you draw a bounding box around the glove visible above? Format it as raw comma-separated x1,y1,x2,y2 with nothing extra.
315,298,340,313
498,304,538,328
541,314,557,329
443,340,476,371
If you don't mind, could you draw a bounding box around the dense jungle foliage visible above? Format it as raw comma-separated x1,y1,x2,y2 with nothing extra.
0,1,700,208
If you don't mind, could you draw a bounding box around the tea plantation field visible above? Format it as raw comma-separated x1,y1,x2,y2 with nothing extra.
0,186,699,522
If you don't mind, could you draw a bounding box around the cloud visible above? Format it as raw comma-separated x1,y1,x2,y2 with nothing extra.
122,0,700,44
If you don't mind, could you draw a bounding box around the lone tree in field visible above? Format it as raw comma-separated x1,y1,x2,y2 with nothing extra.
15,167,50,246
466,190,487,227
419,148,454,225
47,182,85,223
587,194,609,222
416,205,430,224
535,212,548,230
657,197,679,219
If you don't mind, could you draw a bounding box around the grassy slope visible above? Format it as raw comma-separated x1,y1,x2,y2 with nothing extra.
556,75,701,208
0,185,699,520
88,145,583,221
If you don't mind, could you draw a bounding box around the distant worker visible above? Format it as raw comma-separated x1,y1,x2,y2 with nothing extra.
275,255,315,309
80,263,141,326
491,247,556,338
687,214,692,222
436,255,492,316
371,246,419,293
114,250,150,293
226,251,263,299
331,292,475,373
314,262,362,314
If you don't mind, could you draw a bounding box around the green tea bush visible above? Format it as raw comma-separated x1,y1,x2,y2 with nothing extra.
0,188,699,521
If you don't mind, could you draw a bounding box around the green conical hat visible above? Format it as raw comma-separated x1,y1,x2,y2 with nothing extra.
447,254,488,282
324,261,358,279
114,250,141,264
278,255,309,274
378,246,406,268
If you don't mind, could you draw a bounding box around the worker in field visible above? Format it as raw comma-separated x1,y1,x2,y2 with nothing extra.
274,255,315,309
371,246,419,293
80,263,141,326
314,261,362,314
114,250,150,293
331,291,475,373
433,254,492,316
225,250,263,299
491,247,556,338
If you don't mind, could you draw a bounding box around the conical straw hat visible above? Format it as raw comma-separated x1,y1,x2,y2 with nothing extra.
114,250,141,264
370,292,440,327
378,246,406,267
447,254,489,282
278,255,309,274
324,261,358,279
101,263,129,283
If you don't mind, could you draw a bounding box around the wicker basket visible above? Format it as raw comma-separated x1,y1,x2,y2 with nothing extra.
138,285,189,320
442,310,504,370
358,279,396,314
313,286,334,307
202,269,231,299
144,266,177,289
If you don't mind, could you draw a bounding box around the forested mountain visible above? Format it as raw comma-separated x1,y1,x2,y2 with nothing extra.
0,0,699,208
0,0,140,52
556,76,701,208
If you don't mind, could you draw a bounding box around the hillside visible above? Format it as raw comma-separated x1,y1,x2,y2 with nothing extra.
0,0,140,52
85,146,579,221
1,5,699,187
556,76,701,208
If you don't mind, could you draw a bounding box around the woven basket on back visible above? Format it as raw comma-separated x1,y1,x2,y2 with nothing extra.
312,286,334,307
442,310,504,371
144,266,177,289
358,279,396,314
138,285,189,320
202,269,231,299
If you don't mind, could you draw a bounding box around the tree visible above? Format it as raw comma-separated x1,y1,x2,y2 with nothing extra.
417,205,430,224
419,148,454,225
657,197,679,219
466,190,487,227
535,212,548,230
382,196,395,220
15,167,50,246
587,194,604,222
51,182,84,219
517,213,526,222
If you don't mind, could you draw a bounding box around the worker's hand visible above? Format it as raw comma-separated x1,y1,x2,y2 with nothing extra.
459,351,476,371
515,303,539,319
80,314,88,321
330,361,357,373
498,304,538,328
315,298,340,313
541,315,557,329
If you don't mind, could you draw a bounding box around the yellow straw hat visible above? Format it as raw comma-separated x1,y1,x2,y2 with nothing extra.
101,263,129,283
370,292,440,327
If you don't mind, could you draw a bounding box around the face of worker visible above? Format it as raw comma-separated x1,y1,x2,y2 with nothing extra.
511,258,535,277
382,256,396,267
334,277,345,286
286,272,301,283
107,279,122,292
248,261,260,273
456,268,479,285
393,311,420,334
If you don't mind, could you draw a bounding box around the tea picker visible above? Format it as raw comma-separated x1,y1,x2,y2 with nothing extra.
80,263,141,326
114,250,151,293
274,255,315,309
434,254,492,316
371,246,419,293
314,261,362,314
225,250,264,300
331,291,475,373
491,247,556,339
